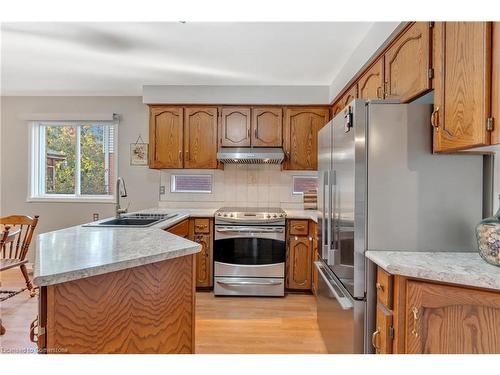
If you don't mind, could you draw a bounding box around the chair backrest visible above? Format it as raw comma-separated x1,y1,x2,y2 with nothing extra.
0,215,39,260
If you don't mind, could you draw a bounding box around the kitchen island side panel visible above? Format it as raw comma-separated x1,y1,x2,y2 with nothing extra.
45,254,195,354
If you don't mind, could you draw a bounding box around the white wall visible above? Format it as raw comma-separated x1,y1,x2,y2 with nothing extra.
329,22,400,102
143,85,330,105
159,165,316,209
0,96,160,261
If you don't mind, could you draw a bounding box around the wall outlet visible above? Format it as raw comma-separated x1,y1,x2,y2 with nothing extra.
93,213,99,221
159,185,166,195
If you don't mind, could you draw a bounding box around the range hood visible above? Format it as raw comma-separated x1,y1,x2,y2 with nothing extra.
217,147,285,164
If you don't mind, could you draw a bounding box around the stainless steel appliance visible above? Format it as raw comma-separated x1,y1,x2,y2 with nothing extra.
217,147,285,164
214,207,286,296
317,100,483,353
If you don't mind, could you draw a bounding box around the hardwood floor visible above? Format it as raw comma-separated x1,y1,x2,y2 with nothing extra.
0,269,326,354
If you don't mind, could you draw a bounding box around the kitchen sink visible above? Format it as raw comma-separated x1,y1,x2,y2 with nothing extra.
83,213,178,228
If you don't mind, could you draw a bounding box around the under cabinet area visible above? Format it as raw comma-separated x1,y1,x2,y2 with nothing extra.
372,266,500,354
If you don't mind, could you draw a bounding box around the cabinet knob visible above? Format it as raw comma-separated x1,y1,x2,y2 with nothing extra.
376,282,384,291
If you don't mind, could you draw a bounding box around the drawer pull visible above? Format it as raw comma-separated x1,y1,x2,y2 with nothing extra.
411,306,419,338
30,316,39,343
376,282,384,291
372,328,380,351
294,225,305,230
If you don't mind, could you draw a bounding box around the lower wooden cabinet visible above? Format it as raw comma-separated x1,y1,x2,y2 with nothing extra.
189,218,213,289
373,266,500,354
166,219,189,238
286,219,314,291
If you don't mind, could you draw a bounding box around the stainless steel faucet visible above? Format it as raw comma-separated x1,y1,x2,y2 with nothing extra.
115,177,128,218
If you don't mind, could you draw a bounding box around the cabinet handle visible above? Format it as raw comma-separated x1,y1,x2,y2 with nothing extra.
29,316,39,343
254,128,258,138
376,86,383,99
185,150,189,161
247,128,250,138
411,306,419,338
178,150,182,161
372,328,380,351
431,106,440,130
375,282,384,291
294,225,305,230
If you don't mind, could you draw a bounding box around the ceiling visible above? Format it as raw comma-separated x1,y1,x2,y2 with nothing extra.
1,22,374,96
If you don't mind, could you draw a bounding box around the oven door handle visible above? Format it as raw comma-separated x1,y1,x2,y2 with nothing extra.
216,280,283,286
215,228,284,234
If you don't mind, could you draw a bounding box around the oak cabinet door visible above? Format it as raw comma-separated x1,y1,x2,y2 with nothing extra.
373,304,393,354
149,106,183,169
405,280,500,354
492,22,500,145
433,22,492,152
332,102,343,117
283,107,329,170
220,107,251,147
311,223,318,296
286,235,312,290
341,85,358,109
358,58,384,100
184,107,218,169
251,107,283,147
384,22,431,102
194,233,212,288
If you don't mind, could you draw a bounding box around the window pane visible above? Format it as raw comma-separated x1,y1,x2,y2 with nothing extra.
172,175,212,193
45,125,76,194
293,176,318,194
80,124,114,195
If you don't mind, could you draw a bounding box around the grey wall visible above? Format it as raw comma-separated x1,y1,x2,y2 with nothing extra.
0,96,160,261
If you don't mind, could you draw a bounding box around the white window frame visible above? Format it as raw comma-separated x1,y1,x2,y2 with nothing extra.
28,121,118,203
292,175,319,195
170,174,213,194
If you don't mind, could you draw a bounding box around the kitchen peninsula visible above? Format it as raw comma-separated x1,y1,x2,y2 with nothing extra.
32,213,201,354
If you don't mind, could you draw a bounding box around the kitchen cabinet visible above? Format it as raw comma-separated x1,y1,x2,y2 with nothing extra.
251,107,283,147
149,106,217,169
311,222,319,296
373,266,500,354
189,218,213,289
432,22,493,152
384,22,431,102
220,107,251,147
331,84,358,118
283,107,330,170
149,106,184,169
166,219,189,238
358,58,385,100
492,22,500,145
286,235,312,290
184,107,218,169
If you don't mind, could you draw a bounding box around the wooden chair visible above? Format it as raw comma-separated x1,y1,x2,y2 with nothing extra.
0,215,39,298
0,225,19,335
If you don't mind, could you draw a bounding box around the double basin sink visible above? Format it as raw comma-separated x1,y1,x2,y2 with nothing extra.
84,213,178,228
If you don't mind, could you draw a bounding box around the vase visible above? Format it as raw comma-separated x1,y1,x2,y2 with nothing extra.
476,195,500,266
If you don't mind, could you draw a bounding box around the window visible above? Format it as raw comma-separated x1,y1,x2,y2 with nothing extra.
171,175,212,193
30,121,116,201
292,175,318,195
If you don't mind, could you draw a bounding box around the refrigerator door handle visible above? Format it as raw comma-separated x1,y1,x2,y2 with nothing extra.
322,170,330,259
314,261,353,310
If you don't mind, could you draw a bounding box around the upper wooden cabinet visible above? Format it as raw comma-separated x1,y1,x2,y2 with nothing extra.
358,58,385,100
251,107,283,147
332,84,358,118
184,107,218,169
384,22,431,102
283,107,330,170
432,22,493,152
149,106,184,169
220,107,251,147
405,280,500,354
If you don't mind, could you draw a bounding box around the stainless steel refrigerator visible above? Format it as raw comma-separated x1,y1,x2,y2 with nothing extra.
316,100,484,354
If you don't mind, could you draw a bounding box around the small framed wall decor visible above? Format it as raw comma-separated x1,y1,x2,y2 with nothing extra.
130,135,148,166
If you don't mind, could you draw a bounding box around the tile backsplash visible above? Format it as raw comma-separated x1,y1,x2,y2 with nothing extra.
158,165,317,209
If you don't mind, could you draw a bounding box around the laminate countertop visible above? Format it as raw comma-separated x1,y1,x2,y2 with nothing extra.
33,212,200,287
366,250,500,291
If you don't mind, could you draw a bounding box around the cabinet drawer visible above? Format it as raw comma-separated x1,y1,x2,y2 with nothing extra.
167,219,189,238
193,218,210,234
376,267,394,309
373,303,393,354
289,220,309,236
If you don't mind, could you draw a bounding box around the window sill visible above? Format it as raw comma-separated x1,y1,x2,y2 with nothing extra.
27,196,115,204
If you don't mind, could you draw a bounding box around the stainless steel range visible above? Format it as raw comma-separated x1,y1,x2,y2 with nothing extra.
214,207,286,297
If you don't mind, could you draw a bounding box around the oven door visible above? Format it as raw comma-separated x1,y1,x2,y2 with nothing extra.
214,225,285,278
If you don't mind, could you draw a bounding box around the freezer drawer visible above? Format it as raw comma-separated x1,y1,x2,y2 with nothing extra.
214,277,285,296
315,261,366,353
